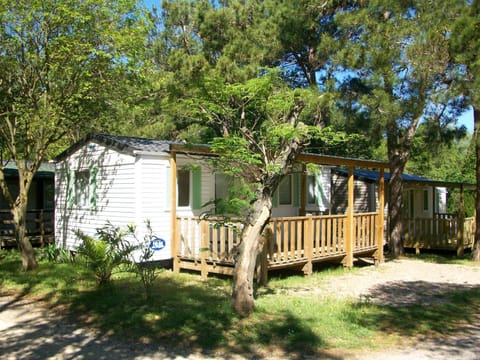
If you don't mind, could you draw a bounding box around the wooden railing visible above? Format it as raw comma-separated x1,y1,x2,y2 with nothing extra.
354,212,378,251
176,216,243,263
403,216,475,251
0,209,54,247
176,212,381,276
464,217,475,248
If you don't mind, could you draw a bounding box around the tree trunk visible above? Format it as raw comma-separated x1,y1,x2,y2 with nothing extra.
232,193,272,317
388,153,407,258
473,106,480,261
13,204,37,270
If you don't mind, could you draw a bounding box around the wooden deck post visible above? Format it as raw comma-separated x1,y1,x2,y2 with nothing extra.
344,165,354,268
457,184,465,257
170,150,179,272
302,216,314,275
200,219,208,279
375,168,385,264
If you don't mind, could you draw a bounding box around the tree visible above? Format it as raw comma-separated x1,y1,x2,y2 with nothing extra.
184,71,325,316
450,0,480,260
0,0,148,270
334,0,467,257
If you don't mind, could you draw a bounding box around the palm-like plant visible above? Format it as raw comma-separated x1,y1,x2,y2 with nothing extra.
75,223,137,285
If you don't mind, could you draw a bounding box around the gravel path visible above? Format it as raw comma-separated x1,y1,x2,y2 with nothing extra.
1,258,480,359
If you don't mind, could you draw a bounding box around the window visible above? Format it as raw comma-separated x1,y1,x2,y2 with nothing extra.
67,168,97,209
177,169,190,207
423,190,429,211
278,175,292,205
307,175,316,205
74,170,90,207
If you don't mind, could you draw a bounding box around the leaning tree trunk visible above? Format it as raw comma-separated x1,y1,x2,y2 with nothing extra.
232,193,272,317
13,191,37,270
473,106,480,261
388,152,408,258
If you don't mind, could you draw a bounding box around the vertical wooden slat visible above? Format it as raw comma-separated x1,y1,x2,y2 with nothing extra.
268,220,275,261
303,216,313,275
322,217,327,256
200,219,208,279
288,220,293,260
325,217,329,254
330,218,340,253
344,166,354,267
276,219,282,263
228,223,234,261
372,214,376,248
220,223,226,261
297,219,302,259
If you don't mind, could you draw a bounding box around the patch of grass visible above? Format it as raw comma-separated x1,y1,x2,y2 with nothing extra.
403,249,475,265
346,287,480,338
264,262,356,292
1,249,480,357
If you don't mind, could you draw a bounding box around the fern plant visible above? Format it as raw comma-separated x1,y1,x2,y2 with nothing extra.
75,223,137,285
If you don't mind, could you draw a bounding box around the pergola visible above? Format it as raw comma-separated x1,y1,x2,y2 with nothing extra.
168,144,390,278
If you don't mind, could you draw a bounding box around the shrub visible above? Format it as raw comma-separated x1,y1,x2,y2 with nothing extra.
130,220,162,299
75,223,137,285
40,243,74,263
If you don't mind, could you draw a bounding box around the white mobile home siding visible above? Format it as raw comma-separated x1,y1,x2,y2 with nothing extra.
55,142,138,250
55,142,216,261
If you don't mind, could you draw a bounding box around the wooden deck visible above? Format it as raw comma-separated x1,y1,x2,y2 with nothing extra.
174,213,383,279
403,215,475,254
0,209,54,248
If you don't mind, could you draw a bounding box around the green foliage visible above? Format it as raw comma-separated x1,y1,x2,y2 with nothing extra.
450,0,480,107
0,0,149,158
75,223,138,285
129,220,162,299
407,125,475,216
0,0,149,268
2,251,480,354
186,70,326,217
40,243,74,264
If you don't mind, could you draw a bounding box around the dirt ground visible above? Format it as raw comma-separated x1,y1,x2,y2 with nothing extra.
1,258,480,359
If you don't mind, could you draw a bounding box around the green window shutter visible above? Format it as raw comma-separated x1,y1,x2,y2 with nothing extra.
293,172,301,207
67,170,75,208
89,167,98,209
315,172,323,208
192,166,202,210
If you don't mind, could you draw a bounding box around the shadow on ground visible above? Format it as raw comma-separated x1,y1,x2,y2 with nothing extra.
0,278,342,360
346,280,480,359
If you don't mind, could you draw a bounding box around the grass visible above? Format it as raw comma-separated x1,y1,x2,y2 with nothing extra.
402,248,475,265
1,249,480,358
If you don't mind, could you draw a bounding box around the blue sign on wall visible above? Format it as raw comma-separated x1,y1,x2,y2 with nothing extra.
149,237,166,251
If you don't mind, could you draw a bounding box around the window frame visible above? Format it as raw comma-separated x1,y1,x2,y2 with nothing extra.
72,169,90,209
